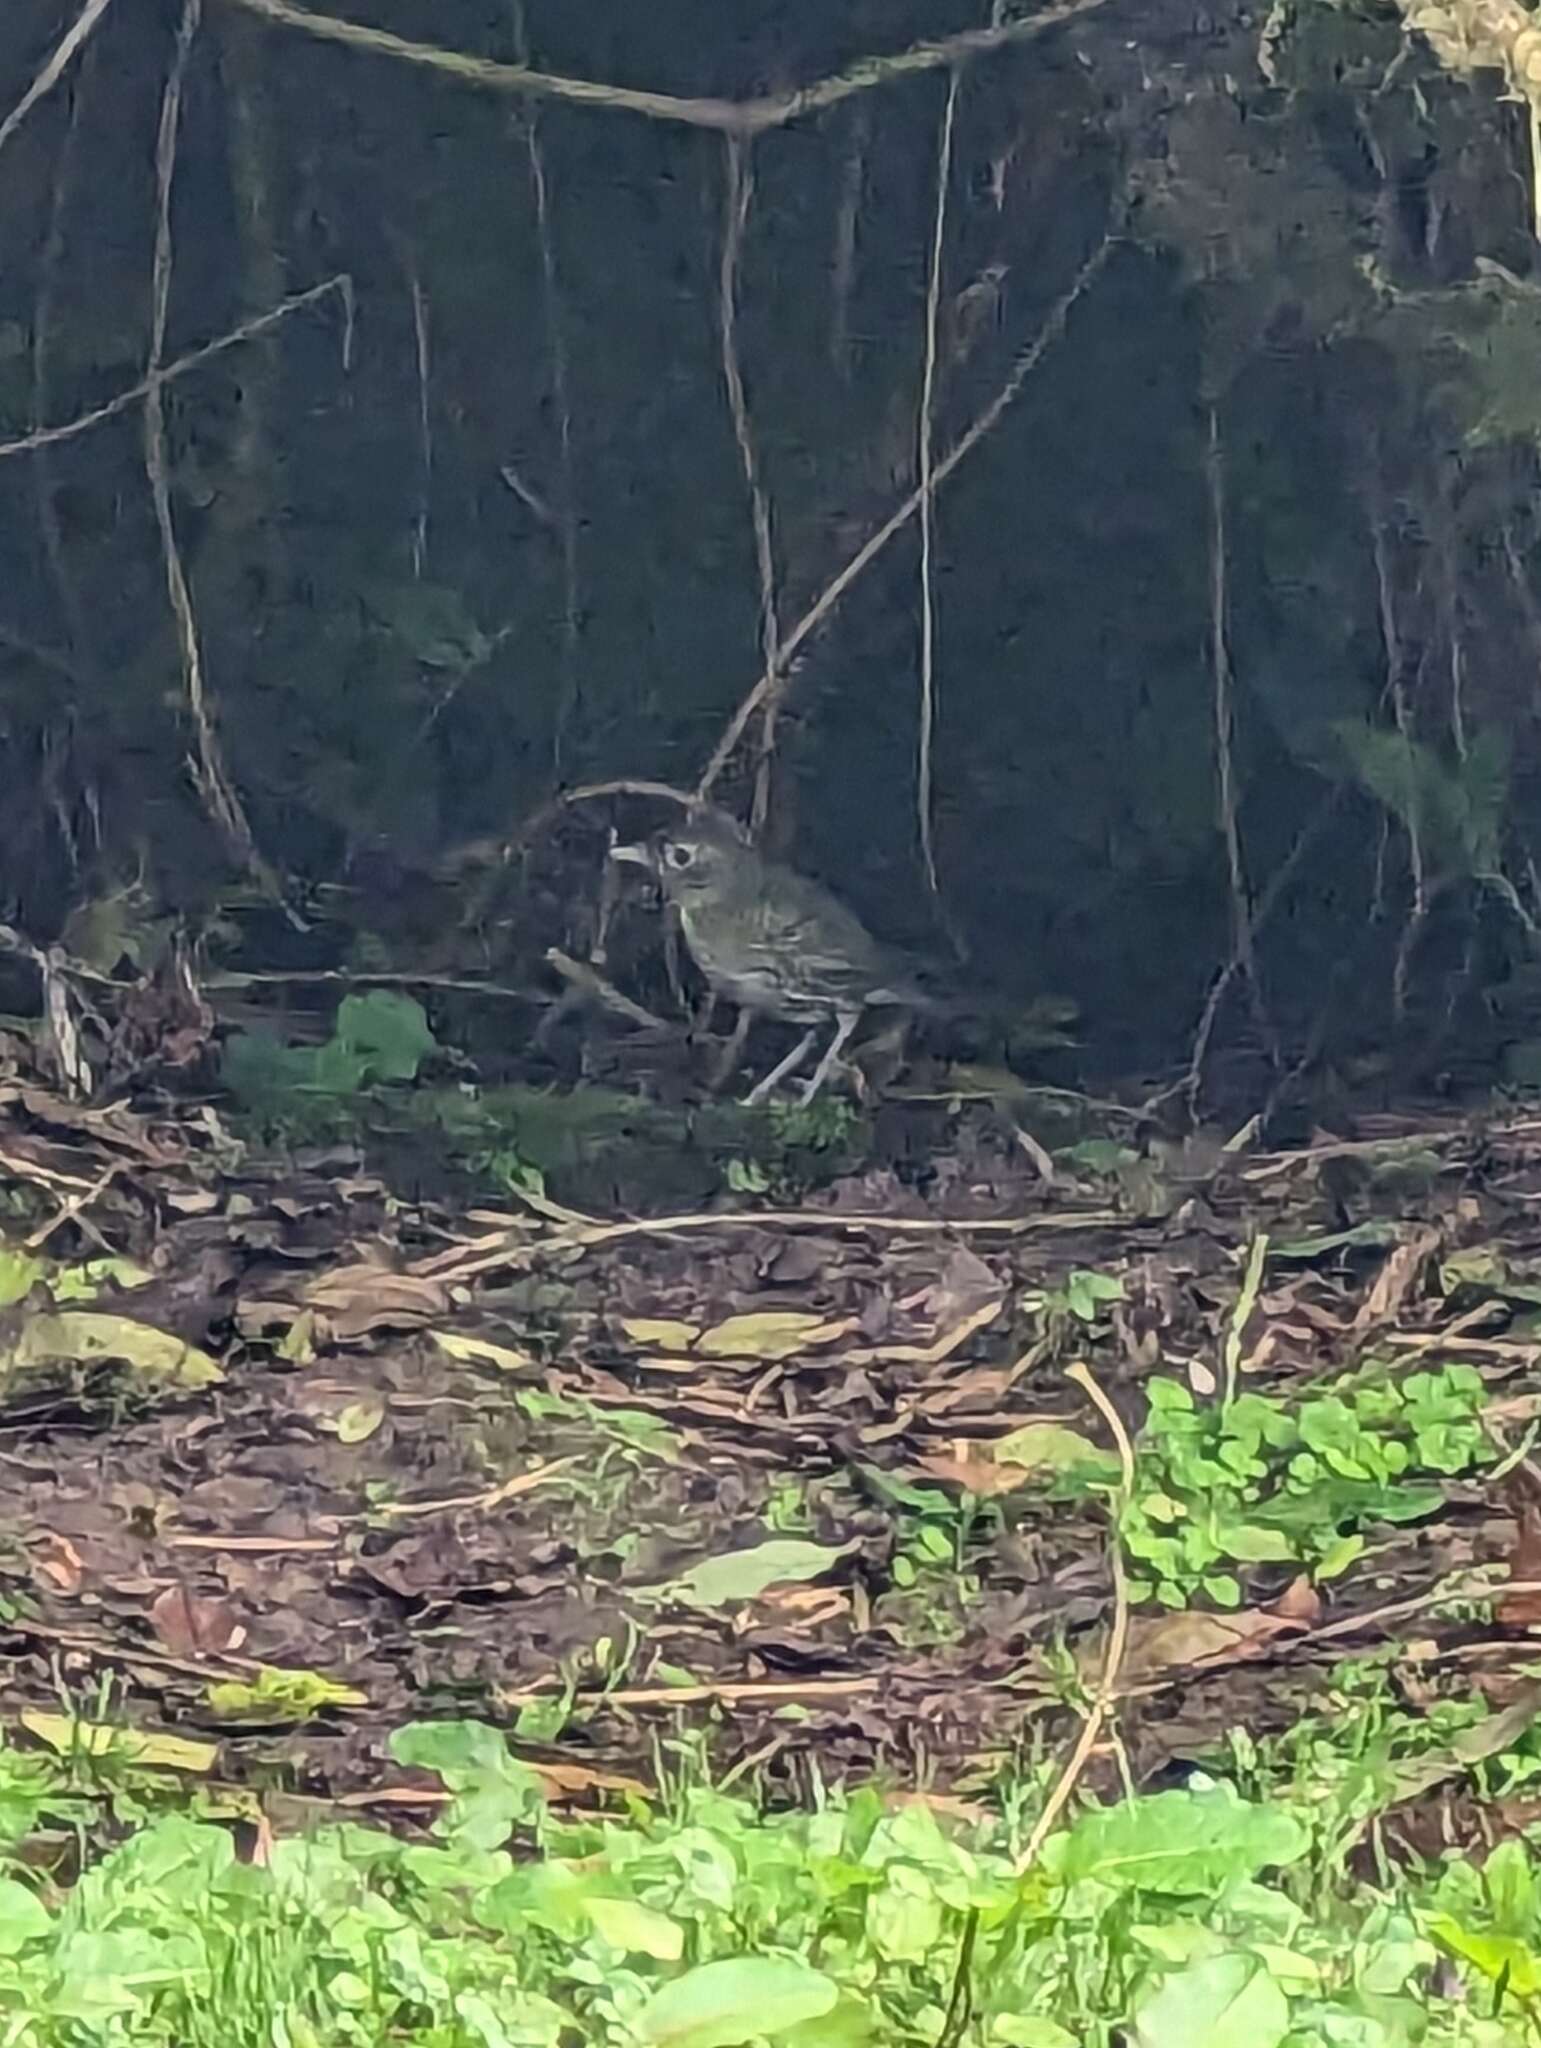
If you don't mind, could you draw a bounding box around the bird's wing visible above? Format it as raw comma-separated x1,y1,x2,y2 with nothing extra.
742,872,905,1008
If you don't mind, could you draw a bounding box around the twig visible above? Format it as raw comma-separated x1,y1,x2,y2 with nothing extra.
510,0,581,776
32,65,95,686
217,0,1111,136
1202,403,1267,1075
404,252,431,578
24,1160,123,1252
1148,785,1344,1118
1369,492,1426,1020
145,0,268,882
1015,1359,1134,1871
375,1453,580,1519
0,0,117,164
698,230,1116,798
916,71,959,897
716,135,782,831
411,1202,1123,1286
0,275,352,464
544,948,669,1032
829,103,869,375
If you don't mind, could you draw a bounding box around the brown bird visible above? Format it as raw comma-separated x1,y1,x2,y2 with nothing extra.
611,812,930,1104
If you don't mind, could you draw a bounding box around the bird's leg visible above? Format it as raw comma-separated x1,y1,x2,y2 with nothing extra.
743,1027,817,1107
798,1009,859,1106
708,1007,752,1092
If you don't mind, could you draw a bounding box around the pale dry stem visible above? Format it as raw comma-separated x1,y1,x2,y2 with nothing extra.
0,0,117,163
916,70,959,897
716,134,783,831
217,0,1111,137
145,0,266,876
697,231,1116,799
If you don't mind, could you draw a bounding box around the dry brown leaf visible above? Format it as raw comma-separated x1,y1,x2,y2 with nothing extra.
1354,1228,1440,1334
844,1299,1003,1367
1499,1502,1541,1627
1117,1604,1305,1681
914,1451,1031,1497
150,1583,245,1656
302,1266,450,1338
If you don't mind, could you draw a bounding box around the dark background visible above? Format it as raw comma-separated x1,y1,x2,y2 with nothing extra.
1,0,1538,1084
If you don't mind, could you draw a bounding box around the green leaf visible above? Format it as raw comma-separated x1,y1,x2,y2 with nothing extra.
0,1875,51,1954
334,990,436,1083
585,1896,684,1961
1215,1521,1296,1564
660,1540,853,1610
637,1957,840,2047
1131,1951,1289,2048
1050,1785,1310,1894
0,1248,43,1306
991,1421,1120,1482
1428,1915,1541,1999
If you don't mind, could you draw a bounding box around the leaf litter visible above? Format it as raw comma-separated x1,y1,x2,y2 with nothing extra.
3,1067,1541,1916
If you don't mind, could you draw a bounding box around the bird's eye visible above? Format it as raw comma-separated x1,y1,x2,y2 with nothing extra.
665,843,696,869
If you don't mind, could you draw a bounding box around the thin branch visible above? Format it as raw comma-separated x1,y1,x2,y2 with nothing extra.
1369,495,1426,1019
1015,1358,1134,1873
1203,404,1271,1063
716,134,782,831
0,275,351,465
144,0,265,875
405,253,431,578
0,0,117,164
32,64,95,686
916,70,959,896
510,0,581,778
697,228,1116,799
1145,785,1346,1119
216,0,1111,135
829,102,869,375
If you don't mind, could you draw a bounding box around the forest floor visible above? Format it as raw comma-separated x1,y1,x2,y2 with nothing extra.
4,1050,1541,2042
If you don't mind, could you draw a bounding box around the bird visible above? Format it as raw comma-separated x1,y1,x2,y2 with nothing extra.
610,810,931,1105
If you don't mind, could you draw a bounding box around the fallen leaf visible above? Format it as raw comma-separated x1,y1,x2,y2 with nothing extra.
915,1452,1032,1497
150,1584,245,1657
302,1266,449,1338
657,1538,856,1610
1355,1228,1440,1333
1117,1605,1306,1681
6,1311,221,1388
988,1420,1119,1479
21,1711,217,1774
431,1329,536,1374
621,1317,701,1350
278,1310,316,1363
696,1311,853,1360
27,1532,83,1595
334,1396,386,1444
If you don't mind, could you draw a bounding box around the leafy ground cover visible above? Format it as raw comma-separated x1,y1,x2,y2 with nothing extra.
10,1675,1541,2045
4,1058,1541,2040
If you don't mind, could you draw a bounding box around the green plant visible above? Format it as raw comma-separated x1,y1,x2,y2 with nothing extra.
220,991,438,1141
722,1096,865,1203
1115,1364,1493,1608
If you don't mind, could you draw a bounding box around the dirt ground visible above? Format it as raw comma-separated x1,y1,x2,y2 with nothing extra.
2,1079,1538,1836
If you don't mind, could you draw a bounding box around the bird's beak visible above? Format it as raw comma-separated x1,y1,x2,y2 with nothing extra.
609,841,654,870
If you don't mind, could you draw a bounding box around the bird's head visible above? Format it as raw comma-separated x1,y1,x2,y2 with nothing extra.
610,810,754,905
